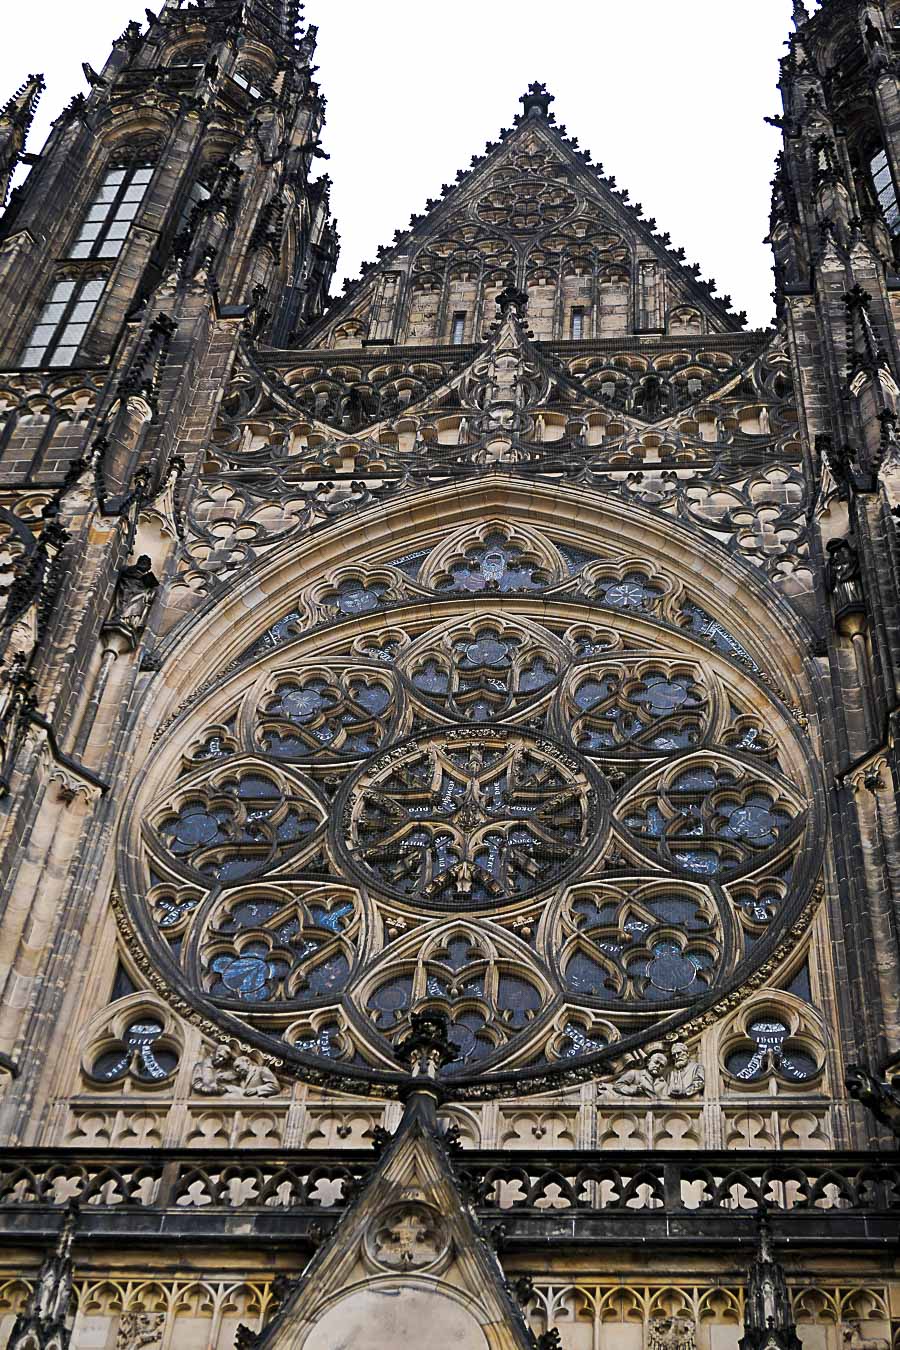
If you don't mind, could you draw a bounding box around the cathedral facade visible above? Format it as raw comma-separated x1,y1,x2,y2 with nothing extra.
0,1,899,1348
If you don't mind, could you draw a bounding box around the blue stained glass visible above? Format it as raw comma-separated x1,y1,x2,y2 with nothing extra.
463,638,511,667
209,949,286,1001
681,601,760,671
559,1023,607,1058
294,1026,341,1058
308,903,354,932
413,660,450,694
671,767,718,792
519,658,556,691
352,682,391,713
281,688,332,721
305,953,350,994
596,573,660,610
633,677,692,716
671,848,721,875
156,895,198,928
335,581,383,614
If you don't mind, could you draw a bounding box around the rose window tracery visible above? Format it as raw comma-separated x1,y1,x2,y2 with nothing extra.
124,520,820,1091
341,729,599,907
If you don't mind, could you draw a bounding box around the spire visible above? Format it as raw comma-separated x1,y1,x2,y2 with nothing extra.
8,1202,77,1350
792,0,810,26
0,73,44,207
244,0,306,47
160,0,307,49
1,73,44,129
739,1210,802,1350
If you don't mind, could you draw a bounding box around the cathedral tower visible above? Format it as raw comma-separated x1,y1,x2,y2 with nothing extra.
0,2,898,1349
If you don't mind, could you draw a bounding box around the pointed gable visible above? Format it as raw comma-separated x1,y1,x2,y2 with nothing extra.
241,1017,536,1350
300,83,746,351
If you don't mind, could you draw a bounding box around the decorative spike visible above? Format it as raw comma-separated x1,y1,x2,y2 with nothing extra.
739,1210,802,1350
7,1203,78,1350
0,73,44,207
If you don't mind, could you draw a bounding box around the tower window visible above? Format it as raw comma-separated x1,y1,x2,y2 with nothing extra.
176,177,212,233
871,149,900,234
69,164,154,261
233,70,266,100
451,312,466,345
570,306,585,340
20,277,106,368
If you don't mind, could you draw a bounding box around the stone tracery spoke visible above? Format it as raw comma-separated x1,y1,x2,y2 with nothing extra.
130,518,817,1083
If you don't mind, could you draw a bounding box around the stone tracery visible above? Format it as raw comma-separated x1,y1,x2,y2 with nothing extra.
124,516,818,1089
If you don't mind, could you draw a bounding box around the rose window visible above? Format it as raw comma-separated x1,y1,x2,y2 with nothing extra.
123,524,819,1092
340,729,600,907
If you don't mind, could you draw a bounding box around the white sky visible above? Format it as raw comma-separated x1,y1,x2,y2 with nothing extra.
2,0,797,329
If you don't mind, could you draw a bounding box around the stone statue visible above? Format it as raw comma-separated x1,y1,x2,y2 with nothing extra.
610,1049,668,1097
826,537,861,591
666,1041,705,1098
649,1316,696,1350
608,1042,704,1099
233,1054,280,1097
108,555,159,633
191,1043,280,1098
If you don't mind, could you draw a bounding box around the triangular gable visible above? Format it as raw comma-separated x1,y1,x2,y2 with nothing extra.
240,1019,536,1350
299,84,745,350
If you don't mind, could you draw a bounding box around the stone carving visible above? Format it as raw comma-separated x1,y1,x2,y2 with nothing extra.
649,1317,696,1350
609,1042,705,1099
117,1312,165,1350
369,1202,449,1270
841,1325,890,1350
667,1042,706,1098
105,555,159,639
191,1043,281,1098
847,1063,900,1137
610,1050,669,1097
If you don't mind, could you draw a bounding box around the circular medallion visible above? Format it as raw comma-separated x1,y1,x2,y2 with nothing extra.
339,728,603,908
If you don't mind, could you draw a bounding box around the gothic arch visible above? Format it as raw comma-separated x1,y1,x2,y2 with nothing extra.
108,477,826,1095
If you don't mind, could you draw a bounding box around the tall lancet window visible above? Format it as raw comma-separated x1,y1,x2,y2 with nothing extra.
69,164,154,260
20,277,106,368
871,149,900,234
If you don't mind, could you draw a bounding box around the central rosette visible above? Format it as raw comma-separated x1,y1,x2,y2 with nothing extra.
339,728,603,908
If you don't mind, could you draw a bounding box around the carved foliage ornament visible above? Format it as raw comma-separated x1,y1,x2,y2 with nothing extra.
121,521,820,1091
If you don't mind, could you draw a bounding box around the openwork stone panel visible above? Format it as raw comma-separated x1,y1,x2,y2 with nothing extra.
120,521,821,1094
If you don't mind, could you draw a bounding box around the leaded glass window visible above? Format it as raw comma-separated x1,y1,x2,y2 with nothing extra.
69,164,154,261
122,522,819,1093
871,148,900,235
20,276,106,368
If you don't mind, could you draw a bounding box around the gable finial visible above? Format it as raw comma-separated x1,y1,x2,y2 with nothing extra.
396,1005,456,1084
739,1207,802,1350
519,81,555,118
495,285,529,321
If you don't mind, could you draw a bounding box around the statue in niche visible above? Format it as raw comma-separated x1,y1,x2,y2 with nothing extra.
826,537,861,591
191,1042,280,1097
607,1042,705,1099
106,555,159,635
825,537,866,626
